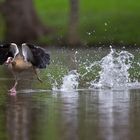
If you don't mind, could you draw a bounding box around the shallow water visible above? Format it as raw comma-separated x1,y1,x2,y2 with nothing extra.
1,47,140,140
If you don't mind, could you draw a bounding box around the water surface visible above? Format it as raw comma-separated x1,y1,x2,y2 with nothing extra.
0,47,140,140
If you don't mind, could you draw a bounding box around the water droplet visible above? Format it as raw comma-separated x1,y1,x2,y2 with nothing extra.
104,22,107,26
87,32,91,35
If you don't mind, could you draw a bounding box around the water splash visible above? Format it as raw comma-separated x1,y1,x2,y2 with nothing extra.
52,70,79,92
90,46,134,89
47,47,140,91
60,70,79,91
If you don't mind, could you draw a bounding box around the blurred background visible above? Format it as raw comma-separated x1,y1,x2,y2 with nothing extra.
0,0,139,47
0,1,140,140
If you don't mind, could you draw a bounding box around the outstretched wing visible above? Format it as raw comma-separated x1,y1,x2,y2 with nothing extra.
22,43,50,69
0,43,19,65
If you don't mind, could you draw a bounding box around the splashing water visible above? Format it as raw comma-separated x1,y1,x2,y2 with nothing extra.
52,70,79,91
60,70,79,91
48,46,139,91
90,46,134,89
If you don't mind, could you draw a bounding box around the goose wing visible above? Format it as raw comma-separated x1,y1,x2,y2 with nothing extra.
0,43,19,65
22,43,50,69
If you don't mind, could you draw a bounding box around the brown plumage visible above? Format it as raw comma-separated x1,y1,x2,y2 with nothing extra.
0,43,50,95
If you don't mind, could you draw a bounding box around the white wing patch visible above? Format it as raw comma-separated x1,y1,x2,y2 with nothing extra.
22,43,34,62
10,43,19,58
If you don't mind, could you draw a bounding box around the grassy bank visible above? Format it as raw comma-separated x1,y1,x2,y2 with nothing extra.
35,0,140,46
0,0,139,46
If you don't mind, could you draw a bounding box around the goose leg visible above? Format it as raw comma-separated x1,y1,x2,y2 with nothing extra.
9,76,18,95
33,68,43,83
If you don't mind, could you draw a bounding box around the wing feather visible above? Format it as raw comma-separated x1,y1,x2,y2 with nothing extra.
0,43,18,65
22,43,50,69
22,43,34,62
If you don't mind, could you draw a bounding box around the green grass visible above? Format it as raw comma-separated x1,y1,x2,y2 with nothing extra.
34,0,69,40
35,0,140,46
0,0,140,46
79,0,140,45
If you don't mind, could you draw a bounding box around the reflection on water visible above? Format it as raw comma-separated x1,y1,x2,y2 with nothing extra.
6,96,32,140
1,89,140,140
0,47,140,140
0,79,139,140
97,90,130,140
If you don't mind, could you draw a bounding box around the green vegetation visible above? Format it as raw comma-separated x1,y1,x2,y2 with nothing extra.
0,0,139,46
35,0,140,46
79,0,140,45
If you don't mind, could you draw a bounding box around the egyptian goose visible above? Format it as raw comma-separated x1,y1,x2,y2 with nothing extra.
0,43,50,95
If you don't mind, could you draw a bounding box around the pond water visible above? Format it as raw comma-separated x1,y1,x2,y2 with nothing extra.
0,46,140,140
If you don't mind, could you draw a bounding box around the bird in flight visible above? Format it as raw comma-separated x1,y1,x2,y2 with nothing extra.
0,43,50,95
